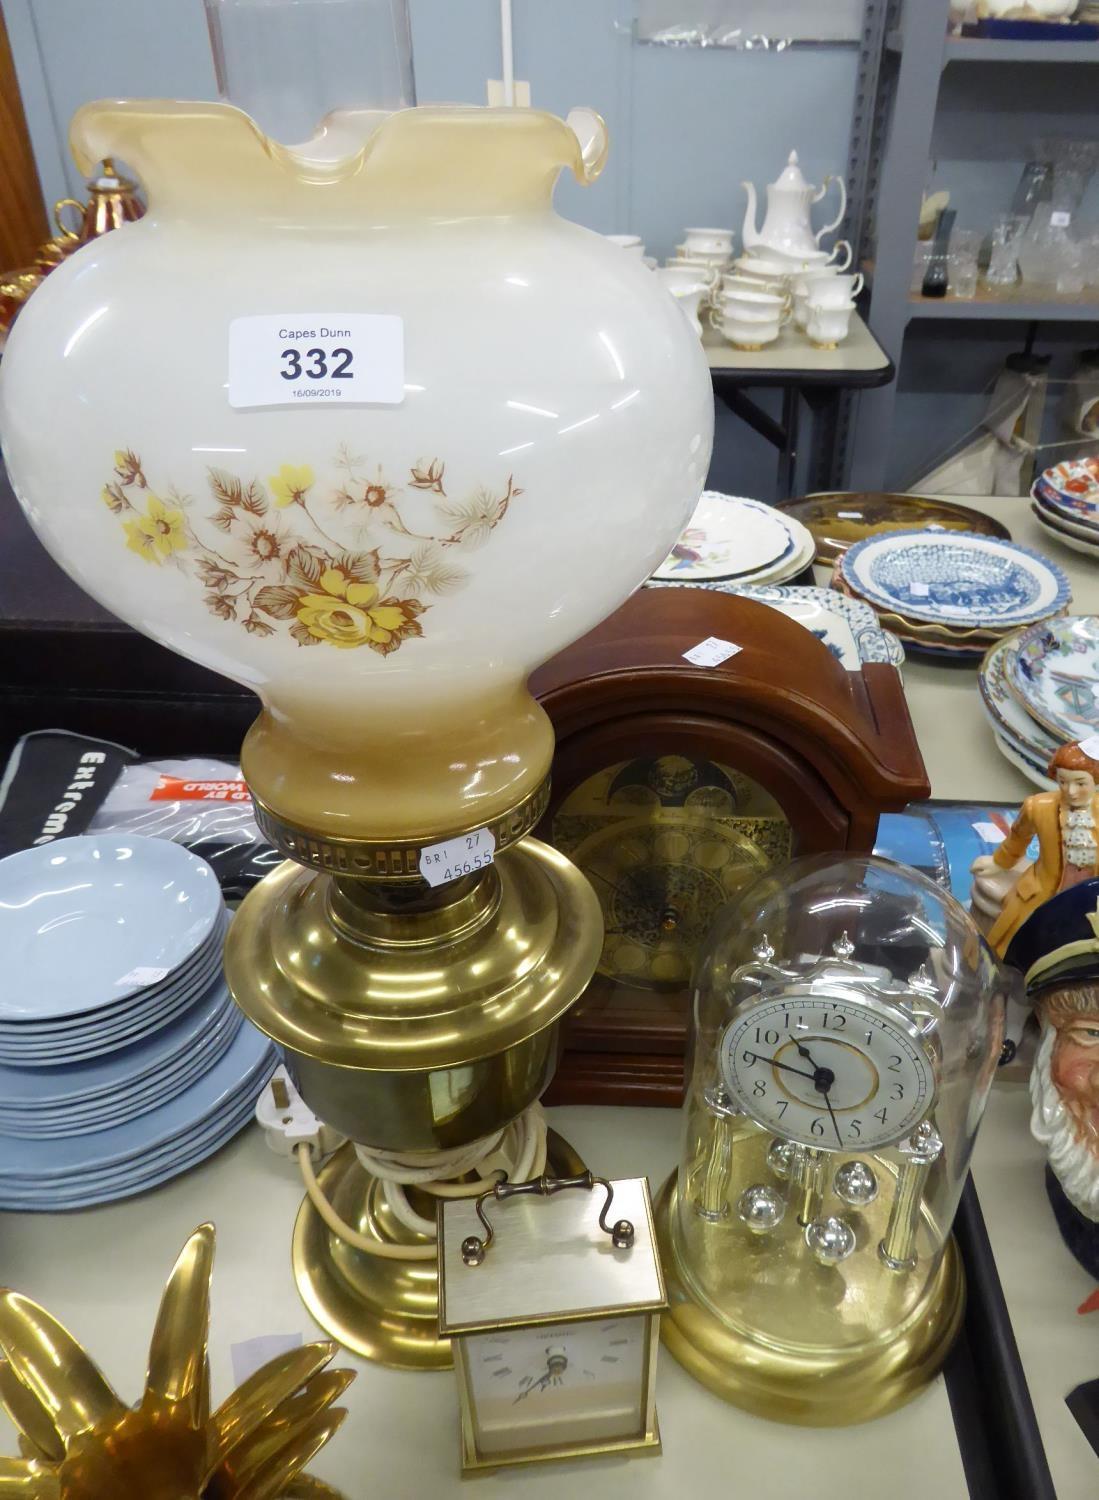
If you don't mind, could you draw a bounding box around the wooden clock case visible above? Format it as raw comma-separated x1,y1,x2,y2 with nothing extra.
531,587,929,1107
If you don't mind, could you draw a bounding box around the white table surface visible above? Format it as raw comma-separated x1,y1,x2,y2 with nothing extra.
1,493,1096,1497
704,311,890,376
0,1108,968,1498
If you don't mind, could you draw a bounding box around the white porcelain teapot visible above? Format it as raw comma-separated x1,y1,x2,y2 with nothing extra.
742,150,846,260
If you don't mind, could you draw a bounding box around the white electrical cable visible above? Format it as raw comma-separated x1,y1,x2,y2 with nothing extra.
297,1103,549,1259
500,0,515,106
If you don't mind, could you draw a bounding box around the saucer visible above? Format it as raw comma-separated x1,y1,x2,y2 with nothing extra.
0,834,223,1019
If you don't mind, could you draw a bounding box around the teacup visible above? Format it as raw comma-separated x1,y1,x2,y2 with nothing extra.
805,298,855,348
719,271,787,299
715,287,791,321
708,306,783,349
605,233,645,257
794,270,863,306
661,261,718,292
683,226,735,258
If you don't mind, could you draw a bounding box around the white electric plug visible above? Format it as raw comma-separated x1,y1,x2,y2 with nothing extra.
255,1065,346,1160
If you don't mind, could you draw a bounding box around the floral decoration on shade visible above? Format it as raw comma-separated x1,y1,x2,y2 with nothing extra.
101,446,522,654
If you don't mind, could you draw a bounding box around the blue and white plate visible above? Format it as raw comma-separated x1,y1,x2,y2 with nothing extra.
840,530,1071,631
0,834,223,1020
646,580,904,669
1007,615,1099,742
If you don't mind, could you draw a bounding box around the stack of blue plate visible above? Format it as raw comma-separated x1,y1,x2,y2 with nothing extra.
0,834,276,1210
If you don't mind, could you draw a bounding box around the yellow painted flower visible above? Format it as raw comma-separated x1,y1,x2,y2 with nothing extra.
296,567,418,650
122,494,187,563
269,463,316,508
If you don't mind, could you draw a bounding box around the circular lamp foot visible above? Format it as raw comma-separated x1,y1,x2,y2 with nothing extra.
292,1130,587,1368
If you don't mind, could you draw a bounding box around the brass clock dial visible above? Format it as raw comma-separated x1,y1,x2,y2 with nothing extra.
571,814,768,990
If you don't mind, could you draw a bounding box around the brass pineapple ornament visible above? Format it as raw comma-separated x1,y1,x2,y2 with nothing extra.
0,1224,351,1498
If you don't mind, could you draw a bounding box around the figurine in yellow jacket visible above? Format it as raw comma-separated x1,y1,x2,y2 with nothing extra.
972,742,1099,957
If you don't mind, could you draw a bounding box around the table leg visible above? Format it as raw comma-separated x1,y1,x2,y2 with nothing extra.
778,387,800,498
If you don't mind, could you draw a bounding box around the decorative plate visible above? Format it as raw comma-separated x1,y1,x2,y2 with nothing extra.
739,528,816,586
1033,456,1099,519
779,492,1011,563
645,580,904,669
1007,614,1099,741
831,571,1001,642
652,493,796,582
840,529,1071,629
1032,481,1099,535
977,635,1060,759
1030,505,1099,559
990,724,1056,792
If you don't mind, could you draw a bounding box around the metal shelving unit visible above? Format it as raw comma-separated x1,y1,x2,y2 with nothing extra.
908,294,1099,321
848,0,1099,490
887,31,1099,63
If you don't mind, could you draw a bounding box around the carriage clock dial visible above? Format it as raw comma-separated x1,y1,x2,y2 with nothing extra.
718,992,936,1151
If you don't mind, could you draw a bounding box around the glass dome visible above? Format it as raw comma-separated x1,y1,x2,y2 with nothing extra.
662,853,1007,1423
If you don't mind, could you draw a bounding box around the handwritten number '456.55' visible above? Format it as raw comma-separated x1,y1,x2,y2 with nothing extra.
280,346,354,381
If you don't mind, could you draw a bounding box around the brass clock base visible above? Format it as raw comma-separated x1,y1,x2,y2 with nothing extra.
292,1131,587,1369
654,1173,965,1425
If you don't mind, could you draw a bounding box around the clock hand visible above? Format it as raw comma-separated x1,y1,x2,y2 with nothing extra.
513,1370,553,1405
821,1086,844,1149
744,1051,819,1084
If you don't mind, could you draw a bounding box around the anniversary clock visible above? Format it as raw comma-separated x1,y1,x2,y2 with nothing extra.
532,588,929,1106
656,853,1006,1424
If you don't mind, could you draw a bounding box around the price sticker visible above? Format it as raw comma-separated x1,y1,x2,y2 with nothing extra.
909,582,931,598
683,636,742,668
1050,210,1072,229
228,313,404,409
419,827,496,888
973,822,1007,846
117,966,169,987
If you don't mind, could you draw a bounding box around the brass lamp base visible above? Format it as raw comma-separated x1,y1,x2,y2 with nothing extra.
292,1131,587,1369
654,1173,965,1426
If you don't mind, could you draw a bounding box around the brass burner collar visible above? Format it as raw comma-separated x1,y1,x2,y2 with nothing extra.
251,777,551,882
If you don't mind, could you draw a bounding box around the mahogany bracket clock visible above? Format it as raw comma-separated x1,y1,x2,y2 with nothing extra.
531,588,929,1108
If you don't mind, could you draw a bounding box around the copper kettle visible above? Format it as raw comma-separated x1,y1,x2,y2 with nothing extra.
54,158,144,247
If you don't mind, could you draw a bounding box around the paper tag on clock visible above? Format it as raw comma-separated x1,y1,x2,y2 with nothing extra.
683,636,742,668
420,827,496,887
1050,210,1072,229
228,314,404,408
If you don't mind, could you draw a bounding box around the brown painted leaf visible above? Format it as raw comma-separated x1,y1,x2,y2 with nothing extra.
290,621,321,647
242,612,275,636
196,558,238,589
239,480,268,517
204,592,237,621
254,585,303,620
208,468,244,507
332,549,381,584
210,509,235,534
285,545,325,588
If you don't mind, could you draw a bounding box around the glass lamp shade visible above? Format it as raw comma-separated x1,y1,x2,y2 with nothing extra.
0,101,713,848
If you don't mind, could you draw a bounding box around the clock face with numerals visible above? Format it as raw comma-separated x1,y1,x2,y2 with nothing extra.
718,992,936,1151
463,1315,648,1457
